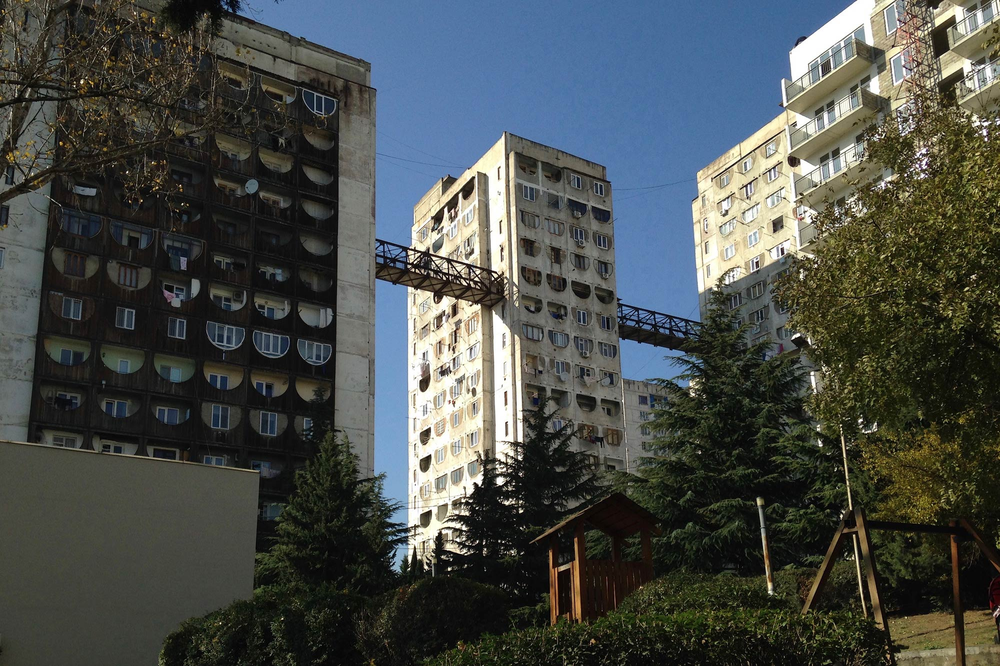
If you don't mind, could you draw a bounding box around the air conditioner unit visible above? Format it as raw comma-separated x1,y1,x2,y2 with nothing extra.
575,238,586,247
599,271,611,278
580,351,590,358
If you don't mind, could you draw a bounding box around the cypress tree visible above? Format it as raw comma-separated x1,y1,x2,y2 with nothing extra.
631,283,842,573
256,433,407,595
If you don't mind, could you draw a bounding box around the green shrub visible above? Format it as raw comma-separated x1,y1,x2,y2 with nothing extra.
427,609,890,666
507,596,550,630
159,584,366,666
616,570,793,615
774,562,865,612
358,576,511,666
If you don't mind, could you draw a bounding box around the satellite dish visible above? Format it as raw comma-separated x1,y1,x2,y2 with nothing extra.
245,179,259,195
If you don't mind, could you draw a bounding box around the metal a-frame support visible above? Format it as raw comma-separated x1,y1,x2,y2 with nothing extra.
803,506,1000,666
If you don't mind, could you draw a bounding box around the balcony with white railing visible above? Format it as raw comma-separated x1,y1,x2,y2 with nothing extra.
783,39,875,114
949,1,1000,58
789,89,885,160
958,63,1000,110
794,142,866,208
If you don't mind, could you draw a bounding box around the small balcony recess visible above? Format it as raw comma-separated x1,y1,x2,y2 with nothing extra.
789,89,885,160
958,63,1000,111
950,1,1000,58
783,38,874,114
794,142,867,208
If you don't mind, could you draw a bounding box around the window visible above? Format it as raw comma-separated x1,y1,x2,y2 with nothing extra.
574,336,594,354
434,391,445,408
260,411,278,436
520,210,540,229
52,435,78,448
720,195,733,215
451,468,464,484
102,443,125,454
549,330,569,347
884,0,906,34
113,306,134,330
718,172,731,187
117,359,131,374
452,439,462,455
59,348,84,365
742,204,760,223
54,392,80,409
103,399,128,418
435,475,447,491
571,254,589,270
521,184,537,201
598,342,618,358
64,252,86,278
3,166,13,184
705,264,712,279
600,314,615,331
211,404,231,429
777,326,794,340
156,406,180,424
765,140,777,157
742,180,756,199
203,456,226,466
747,229,760,247
750,307,768,324
741,156,754,172
207,322,243,350
466,342,480,360
114,265,142,290
596,261,612,277
720,219,737,236
770,240,792,259
302,89,337,116
891,49,912,85
469,400,480,417
569,173,583,189
749,255,762,272
298,340,332,365
772,217,785,234
766,189,785,208
766,165,780,183
576,309,589,326
728,293,742,310
703,241,711,255
546,218,564,235
522,324,544,341
255,381,275,397
723,244,736,260
253,331,290,357
168,317,187,340
593,181,606,196
0,246,5,269
61,296,82,320
594,233,610,250
702,218,709,233
468,430,480,447
571,226,587,244
750,281,765,299
150,447,178,460
61,210,101,237
451,411,461,428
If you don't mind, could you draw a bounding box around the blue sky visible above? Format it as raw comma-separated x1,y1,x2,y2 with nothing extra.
249,1,840,521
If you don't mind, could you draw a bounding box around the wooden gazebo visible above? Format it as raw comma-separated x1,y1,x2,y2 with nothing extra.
532,493,662,624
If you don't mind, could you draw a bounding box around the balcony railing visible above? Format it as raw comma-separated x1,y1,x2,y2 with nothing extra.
950,1,1000,57
958,63,1000,108
795,142,866,200
789,89,883,156
784,39,873,110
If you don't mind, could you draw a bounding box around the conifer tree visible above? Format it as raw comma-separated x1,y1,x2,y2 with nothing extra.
399,551,411,579
256,434,407,595
631,284,842,573
410,549,425,577
448,455,517,588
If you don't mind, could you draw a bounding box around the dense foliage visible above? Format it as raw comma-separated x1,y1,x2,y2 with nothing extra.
358,577,512,666
426,609,890,666
777,103,1000,536
160,584,366,666
628,287,843,573
255,434,407,595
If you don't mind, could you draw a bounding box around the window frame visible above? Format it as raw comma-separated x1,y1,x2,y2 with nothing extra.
211,404,231,430
167,317,187,340
115,306,135,330
260,410,278,436
62,296,83,320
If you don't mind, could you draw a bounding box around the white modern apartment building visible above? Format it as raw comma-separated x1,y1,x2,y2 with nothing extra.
621,379,669,472
407,134,651,558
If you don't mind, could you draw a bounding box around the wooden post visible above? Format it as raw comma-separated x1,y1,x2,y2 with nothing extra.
802,519,847,614
959,519,1000,574
573,521,588,622
549,535,559,626
612,535,624,610
951,521,966,666
855,506,894,666
640,527,653,582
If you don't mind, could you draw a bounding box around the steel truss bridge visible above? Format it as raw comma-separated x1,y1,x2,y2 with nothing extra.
375,238,698,350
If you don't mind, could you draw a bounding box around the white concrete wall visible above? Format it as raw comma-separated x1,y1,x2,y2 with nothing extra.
0,440,257,666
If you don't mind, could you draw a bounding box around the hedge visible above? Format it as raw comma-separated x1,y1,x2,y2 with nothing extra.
427,609,891,666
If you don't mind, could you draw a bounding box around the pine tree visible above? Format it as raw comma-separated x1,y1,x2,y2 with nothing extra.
630,284,842,574
256,434,407,595
432,531,451,576
399,550,411,579
448,455,518,588
499,399,604,598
